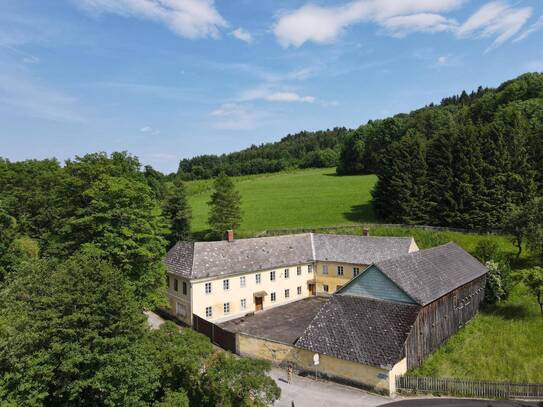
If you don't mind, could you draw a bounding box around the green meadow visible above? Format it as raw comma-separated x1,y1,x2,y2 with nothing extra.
187,168,377,235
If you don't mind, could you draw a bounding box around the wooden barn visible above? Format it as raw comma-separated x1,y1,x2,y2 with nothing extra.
296,242,488,374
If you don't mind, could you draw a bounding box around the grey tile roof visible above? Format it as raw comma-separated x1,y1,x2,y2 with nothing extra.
165,233,415,280
312,234,415,264
373,242,487,306
296,295,421,368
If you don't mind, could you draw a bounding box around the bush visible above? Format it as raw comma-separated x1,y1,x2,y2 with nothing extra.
484,260,511,304
474,239,500,263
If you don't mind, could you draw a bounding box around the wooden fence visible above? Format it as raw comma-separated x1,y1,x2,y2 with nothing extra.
192,314,237,353
396,375,543,399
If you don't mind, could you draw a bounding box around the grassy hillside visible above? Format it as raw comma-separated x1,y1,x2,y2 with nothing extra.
187,168,377,235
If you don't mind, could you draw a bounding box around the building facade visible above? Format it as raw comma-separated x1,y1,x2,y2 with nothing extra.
165,232,418,324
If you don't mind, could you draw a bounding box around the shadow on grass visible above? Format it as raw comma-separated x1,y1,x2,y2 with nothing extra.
481,303,531,320
343,203,375,223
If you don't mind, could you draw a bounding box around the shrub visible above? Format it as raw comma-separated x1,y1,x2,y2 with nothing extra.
474,239,500,263
484,260,511,304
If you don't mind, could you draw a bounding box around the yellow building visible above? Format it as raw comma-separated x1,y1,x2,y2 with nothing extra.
165,231,418,325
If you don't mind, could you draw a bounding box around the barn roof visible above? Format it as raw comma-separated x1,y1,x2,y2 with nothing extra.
372,242,487,306
165,233,415,280
295,295,421,369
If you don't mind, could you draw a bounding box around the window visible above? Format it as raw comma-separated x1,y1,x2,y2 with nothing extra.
322,264,328,275
297,286,302,295
255,273,261,284
240,276,246,288
271,292,276,302
323,284,329,293
285,289,290,298
176,302,186,318
241,298,247,310
182,282,187,295
353,267,360,277
337,266,344,276
166,275,170,288
308,264,313,273
284,268,289,279
205,306,212,318
223,279,230,291
270,271,276,281
297,266,302,276
174,279,178,291
205,282,212,294
223,302,230,314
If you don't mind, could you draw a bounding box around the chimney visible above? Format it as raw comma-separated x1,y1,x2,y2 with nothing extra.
226,230,234,242
362,228,370,237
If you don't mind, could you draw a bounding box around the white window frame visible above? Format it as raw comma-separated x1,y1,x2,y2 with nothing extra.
271,292,276,302
353,267,360,277
284,268,289,279
270,271,276,281
255,273,261,284
297,266,302,276
323,284,329,292
205,282,212,294
223,279,230,291
205,306,212,318
308,264,313,273
240,276,246,288
297,286,302,295
176,302,186,318
223,302,230,314
322,264,328,275
285,289,290,298
241,298,247,310
337,266,344,276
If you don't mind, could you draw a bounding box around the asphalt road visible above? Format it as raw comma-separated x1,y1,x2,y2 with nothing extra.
380,399,542,407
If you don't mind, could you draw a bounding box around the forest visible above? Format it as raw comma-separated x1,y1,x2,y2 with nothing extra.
177,127,350,180
337,72,543,233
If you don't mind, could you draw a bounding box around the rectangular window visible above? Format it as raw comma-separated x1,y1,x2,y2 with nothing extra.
284,268,289,279
297,266,302,276
308,264,313,273
240,276,246,288
322,265,328,275
223,279,230,291
223,302,230,314
270,271,276,281
241,298,247,310
255,273,261,284
166,275,170,288
337,266,344,276
205,306,212,318
323,284,329,293
297,286,302,295
271,292,276,302
182,281,187,295
174,279,178,291
205,282,212,294
353,267,360,277
285,289,290,298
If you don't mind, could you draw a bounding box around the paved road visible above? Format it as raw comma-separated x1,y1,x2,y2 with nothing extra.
381,399,542,407
270,367,389,407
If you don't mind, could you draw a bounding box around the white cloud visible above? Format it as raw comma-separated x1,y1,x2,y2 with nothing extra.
78,0,227,39
231,27,252,43
0,72,83,122
457,1,532,50
210,103,262,130
140,125,160,135
273,0,465,47
514,15,543,42
240,87,315,103
382,13,457,37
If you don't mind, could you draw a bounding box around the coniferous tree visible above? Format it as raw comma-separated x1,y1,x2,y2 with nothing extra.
208,174,242,238
163,180,192,245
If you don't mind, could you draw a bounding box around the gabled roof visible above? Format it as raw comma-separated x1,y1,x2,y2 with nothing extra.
371,242,487,306
295,295,421,369
165,233,416,280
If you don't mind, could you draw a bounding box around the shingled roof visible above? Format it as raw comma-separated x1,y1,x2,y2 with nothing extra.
295,295,420,369
165,233,416,280
372,242,487,306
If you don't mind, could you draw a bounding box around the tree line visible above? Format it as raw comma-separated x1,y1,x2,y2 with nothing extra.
0,153,269,406
177,127,350,180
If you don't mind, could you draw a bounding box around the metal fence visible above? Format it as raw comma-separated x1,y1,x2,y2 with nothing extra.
396,375,543,399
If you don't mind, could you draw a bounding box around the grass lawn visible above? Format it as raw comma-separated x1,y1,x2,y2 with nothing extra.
187,168,377,235
411,283,543,383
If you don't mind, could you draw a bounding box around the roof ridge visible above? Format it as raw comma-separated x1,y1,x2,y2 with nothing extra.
309,233,316,261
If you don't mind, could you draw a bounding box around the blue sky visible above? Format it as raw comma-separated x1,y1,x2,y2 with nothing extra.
1,0,542,173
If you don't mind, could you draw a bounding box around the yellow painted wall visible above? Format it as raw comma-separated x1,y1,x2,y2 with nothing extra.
166,274,192,325
238,333,405,395
315,261,368,294
190,264,316,323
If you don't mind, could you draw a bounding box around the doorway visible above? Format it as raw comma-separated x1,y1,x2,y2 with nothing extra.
255,296,263,311
308,283,316,296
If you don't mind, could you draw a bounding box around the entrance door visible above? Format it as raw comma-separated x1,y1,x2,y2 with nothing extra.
309,284,316,296
255,296,263,311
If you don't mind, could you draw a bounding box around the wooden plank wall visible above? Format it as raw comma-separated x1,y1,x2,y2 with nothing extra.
405,276,486,369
